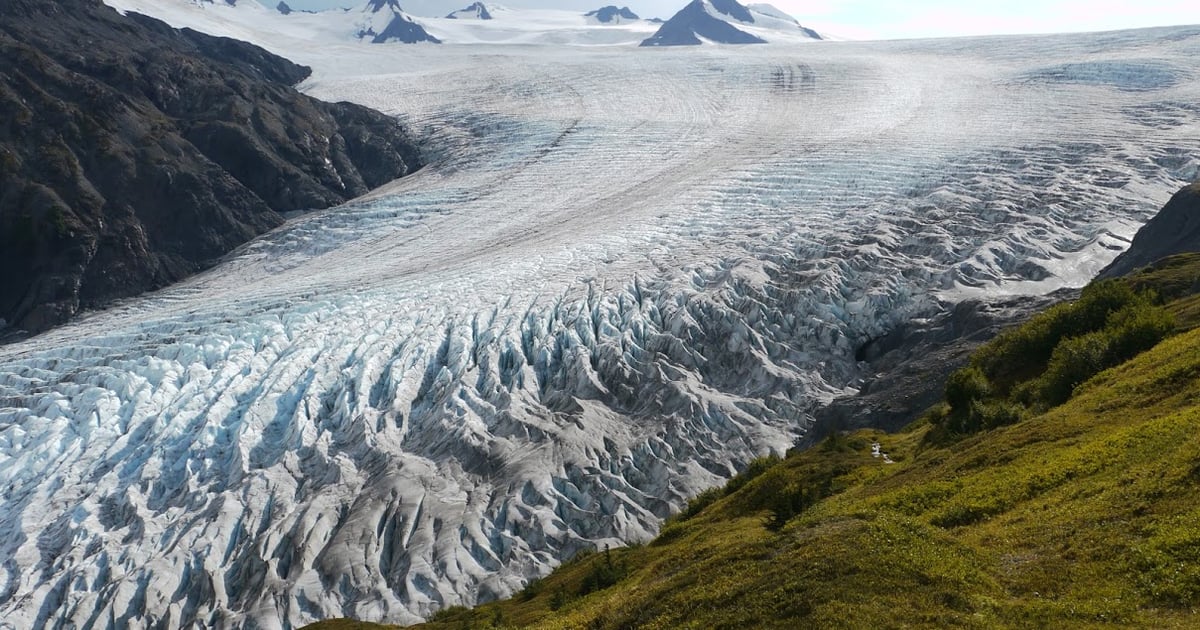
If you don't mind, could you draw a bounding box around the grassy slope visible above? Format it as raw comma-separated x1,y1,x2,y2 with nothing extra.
308,256,1200,630
1132,253,1200,330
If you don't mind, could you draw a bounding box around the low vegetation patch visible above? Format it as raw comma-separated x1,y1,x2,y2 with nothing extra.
931,267,1193,441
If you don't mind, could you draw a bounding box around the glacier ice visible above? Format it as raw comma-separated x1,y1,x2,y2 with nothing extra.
3,11,1200,629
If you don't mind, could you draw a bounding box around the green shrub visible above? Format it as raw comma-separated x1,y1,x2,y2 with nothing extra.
668,486,723,524
548,587,569,611
519,577,544,601
1104,302,1176,364
578,547,627,596
945,366,990,421
931,502,1004,529
818,430,854,453
968,399,1025,430
764,483,811,531
723,454,782,495
428,605,472,622
1033,332,1111,407
1072,280,1145,331
764,475,835,532
971,280,1142,392
47,205,69,237
1026,302,1175,409
651,521,686,547
935,282,1176,437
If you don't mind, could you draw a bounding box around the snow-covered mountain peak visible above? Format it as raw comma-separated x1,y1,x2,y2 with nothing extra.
585,5,640,25
747,3,823,39
746,3,791,21
641,0,765,46
396,4,660,45
641,0,822,45
108,0,660,46
446,2,492,19
356,0,442,43
705,0,754,23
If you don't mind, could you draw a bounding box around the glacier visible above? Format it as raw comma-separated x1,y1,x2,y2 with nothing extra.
3,6,1200,628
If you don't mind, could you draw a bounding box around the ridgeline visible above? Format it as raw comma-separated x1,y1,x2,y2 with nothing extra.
0,0,422,335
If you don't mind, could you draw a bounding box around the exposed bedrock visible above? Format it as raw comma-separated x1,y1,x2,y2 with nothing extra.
1099,180,1200,278
0,0,422,335
805,290,1076,446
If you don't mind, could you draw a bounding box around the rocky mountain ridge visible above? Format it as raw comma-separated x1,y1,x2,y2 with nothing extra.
0,0,423,335
586,6,640,24
641,0,766,46
446,2,492,20
640,0,822,46
360,0,442,42
1099,180,1200,278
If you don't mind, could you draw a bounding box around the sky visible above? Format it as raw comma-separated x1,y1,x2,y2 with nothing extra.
276,0,1200,40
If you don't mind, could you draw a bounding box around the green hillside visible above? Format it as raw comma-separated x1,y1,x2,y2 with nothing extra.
308,254,1200,630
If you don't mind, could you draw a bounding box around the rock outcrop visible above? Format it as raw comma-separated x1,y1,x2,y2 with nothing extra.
803,291,1074,446
1098,181,1200,278
0,0,423,334
586,6,640,24
446,2,493,20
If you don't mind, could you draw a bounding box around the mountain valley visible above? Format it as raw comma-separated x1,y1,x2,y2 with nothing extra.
1,1,1199,628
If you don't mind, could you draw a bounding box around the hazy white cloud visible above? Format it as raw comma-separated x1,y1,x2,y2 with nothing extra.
272,0,1200,40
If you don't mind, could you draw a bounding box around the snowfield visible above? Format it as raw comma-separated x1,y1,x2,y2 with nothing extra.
3,3,1200,627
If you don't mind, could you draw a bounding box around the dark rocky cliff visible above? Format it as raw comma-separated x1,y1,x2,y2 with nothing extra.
1098,181,1200,279
0,0,422,334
